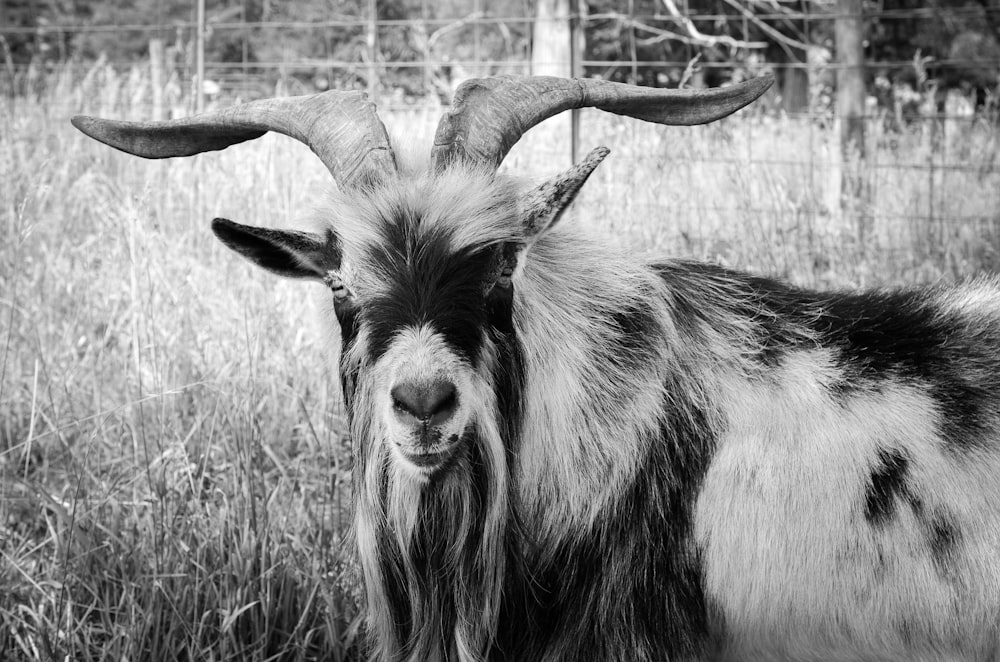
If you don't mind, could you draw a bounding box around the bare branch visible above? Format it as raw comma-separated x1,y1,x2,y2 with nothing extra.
717,0,813,52
679,53,703,89
631,20,736,49
427,12,485,51
744,0,812,47
659,0,769,51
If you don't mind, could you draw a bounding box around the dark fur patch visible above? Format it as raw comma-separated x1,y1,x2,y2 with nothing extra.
496,384,715,660
604,296,663,371
334,300,360,348
363,215,499,365
902,495,962,580
927,513,961,578
861,450,963,580
339,364,359,417
486,280,515,336
813,291,1000,450
655,261,1000,450
865,448,910,526
490,322,525,459
335,302,362,416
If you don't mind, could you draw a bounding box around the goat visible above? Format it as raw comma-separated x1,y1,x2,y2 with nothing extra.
73,75,1000,661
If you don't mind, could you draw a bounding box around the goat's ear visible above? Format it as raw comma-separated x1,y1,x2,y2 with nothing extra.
520,146,610,245
211,218,341,280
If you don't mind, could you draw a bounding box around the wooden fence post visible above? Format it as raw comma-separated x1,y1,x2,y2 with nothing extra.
150,38,165,121
195,0,206,113
835,0,870,238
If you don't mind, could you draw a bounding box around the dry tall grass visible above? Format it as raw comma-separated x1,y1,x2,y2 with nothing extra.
1,62,998,660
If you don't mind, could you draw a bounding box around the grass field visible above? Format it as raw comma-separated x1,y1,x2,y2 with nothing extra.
2,62,999,660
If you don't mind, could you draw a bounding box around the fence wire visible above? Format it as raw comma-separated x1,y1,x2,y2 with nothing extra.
3,1,999,284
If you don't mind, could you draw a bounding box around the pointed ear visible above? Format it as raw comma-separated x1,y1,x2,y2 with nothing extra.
520,146,610,243
211,217,341,280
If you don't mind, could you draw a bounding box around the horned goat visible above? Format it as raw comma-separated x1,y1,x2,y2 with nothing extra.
73,75,1000,662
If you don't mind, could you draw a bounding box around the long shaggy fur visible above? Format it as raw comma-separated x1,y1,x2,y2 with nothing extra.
81,74,1000,661
318,158,1000,661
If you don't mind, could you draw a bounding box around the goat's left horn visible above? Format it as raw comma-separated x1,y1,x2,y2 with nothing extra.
431,75,774,171
72,91,397,188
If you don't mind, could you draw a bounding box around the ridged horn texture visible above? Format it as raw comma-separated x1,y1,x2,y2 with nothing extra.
431,74,774,171
71,91,397,187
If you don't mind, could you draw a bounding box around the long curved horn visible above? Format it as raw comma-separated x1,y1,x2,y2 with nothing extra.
431,75,774,171
72,91,397,188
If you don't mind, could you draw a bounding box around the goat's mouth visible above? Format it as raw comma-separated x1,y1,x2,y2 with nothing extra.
395,431,465,475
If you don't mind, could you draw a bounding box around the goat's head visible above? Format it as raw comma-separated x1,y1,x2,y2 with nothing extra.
73,75,772,657
72,75,770,478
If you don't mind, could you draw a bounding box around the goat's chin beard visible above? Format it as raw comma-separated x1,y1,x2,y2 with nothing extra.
356,416,509,662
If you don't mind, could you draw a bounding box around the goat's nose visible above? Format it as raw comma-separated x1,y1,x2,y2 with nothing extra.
391,380,457,427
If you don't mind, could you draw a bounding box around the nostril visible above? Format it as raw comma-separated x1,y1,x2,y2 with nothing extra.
391,380,458,426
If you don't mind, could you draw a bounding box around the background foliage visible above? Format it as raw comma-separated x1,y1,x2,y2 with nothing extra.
4,1,999,101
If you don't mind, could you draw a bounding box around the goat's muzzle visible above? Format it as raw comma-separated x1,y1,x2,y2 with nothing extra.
390,379,461,468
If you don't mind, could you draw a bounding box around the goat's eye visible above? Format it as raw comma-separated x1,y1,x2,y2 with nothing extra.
492,267,513,291
486,272,515,334
486,244,517,294
484,270,512,295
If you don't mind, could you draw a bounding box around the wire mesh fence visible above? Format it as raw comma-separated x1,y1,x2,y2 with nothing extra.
3,1,1000,284
1,6,999,654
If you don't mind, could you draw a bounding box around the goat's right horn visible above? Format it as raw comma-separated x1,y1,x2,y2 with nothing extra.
431,75,774,171
72,91,397,189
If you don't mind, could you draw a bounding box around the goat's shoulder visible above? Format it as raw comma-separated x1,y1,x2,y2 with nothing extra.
651,259,1000,359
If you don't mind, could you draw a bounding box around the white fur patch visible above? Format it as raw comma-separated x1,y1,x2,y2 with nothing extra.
697,348,1000,659
513,226,673,543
